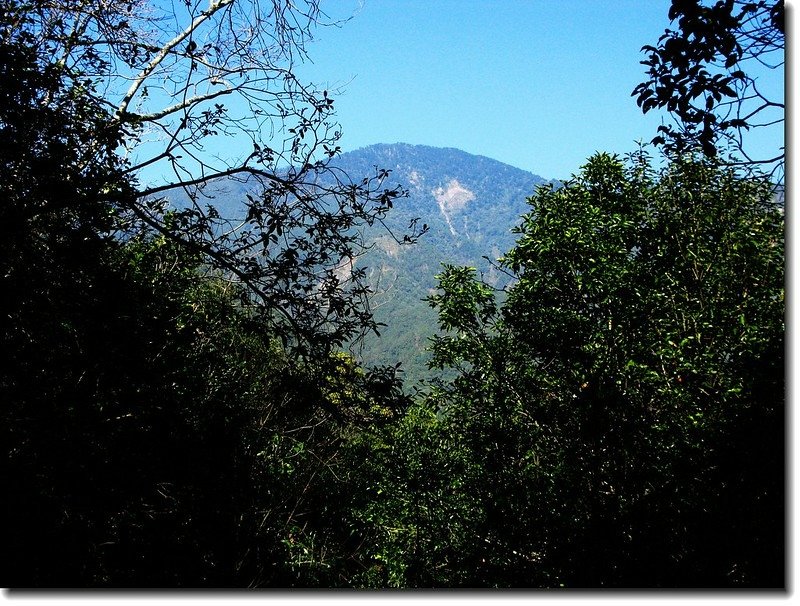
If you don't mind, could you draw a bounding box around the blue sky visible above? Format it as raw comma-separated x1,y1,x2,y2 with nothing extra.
295,0,678,179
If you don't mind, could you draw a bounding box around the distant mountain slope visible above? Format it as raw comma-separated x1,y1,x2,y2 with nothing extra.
332,144,552,383
162,143,553,384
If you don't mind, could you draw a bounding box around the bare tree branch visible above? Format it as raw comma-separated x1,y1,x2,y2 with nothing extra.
12,0,426,358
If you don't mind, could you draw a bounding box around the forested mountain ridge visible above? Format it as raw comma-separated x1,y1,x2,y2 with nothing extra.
333,143,551,251
164,143,554,383
329,144,553,382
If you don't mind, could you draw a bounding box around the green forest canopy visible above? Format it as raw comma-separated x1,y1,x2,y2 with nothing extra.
2,0,784,588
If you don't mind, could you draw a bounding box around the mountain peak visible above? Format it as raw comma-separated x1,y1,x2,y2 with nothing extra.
332,142,550,244
338,142,546,182
333,143,552,382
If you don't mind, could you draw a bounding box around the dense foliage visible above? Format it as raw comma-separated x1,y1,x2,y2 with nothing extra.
2,0,410,586
384,152,783,587
5,228,405,586
2,0,784,590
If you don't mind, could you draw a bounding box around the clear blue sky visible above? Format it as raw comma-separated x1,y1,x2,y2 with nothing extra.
295,0,677,180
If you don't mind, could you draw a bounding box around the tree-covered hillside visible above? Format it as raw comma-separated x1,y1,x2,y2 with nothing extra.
330,144,554,383
162,143,554,384
3,0,784,590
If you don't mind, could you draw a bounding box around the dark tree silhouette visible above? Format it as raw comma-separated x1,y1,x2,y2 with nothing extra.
633,0,784,182
1,1,415,587
9,0,426,357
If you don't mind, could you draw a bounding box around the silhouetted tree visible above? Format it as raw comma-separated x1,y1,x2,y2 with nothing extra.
633,0,784,182
1,1,414,587
10,0,425,356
